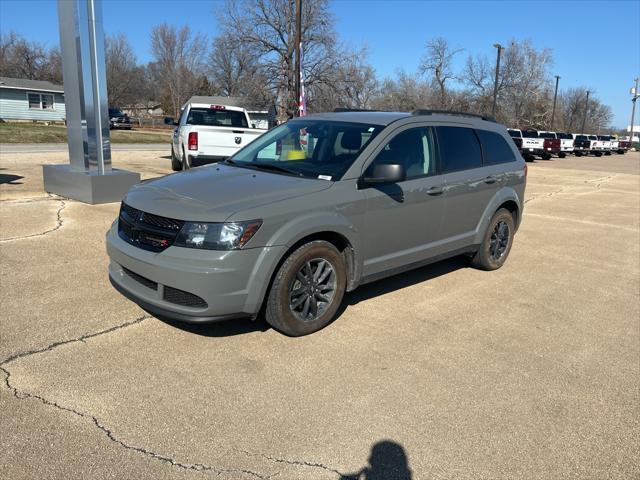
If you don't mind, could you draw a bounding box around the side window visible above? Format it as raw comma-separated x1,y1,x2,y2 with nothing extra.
436,126,482,172
368,127,435,180
476,130,516,165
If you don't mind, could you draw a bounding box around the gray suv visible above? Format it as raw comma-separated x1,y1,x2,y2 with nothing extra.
107,110,526,336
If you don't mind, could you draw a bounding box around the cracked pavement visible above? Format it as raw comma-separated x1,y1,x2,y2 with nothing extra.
1,149,639,479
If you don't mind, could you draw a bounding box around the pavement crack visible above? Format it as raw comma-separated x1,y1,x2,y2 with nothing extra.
236,449,343,476
0,314,152,366
0,314,271,479
0,198,67,242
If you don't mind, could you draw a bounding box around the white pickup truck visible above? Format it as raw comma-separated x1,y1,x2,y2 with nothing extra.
166,97,267,170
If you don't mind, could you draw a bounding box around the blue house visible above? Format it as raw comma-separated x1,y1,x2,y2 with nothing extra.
0,76,66,122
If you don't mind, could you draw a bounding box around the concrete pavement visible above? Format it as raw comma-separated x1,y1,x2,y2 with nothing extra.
1,150,638,479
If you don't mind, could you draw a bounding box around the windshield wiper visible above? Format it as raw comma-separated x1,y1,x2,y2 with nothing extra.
249,163,304,177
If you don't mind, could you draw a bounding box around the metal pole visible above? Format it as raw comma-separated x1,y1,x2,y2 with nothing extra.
580,90,590,133
550,75,560,130
629,78,639,144
491,43,503,118
295,0,301,117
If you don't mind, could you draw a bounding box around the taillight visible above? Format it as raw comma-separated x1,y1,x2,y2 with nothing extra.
188,132,198,151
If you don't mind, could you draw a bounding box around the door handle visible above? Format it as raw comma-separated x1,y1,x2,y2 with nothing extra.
484,175,497,184
427,186,444,196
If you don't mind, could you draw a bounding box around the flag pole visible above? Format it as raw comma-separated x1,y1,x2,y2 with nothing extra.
295,0,302,117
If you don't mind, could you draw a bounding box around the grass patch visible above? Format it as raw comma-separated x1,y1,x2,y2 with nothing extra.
0,123,170,144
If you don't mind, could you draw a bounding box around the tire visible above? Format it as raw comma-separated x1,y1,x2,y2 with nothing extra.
575,151,582,157
558,152,566,158
605,151,611,156
171,146,182,171
471,208,516,271
542,154,551,160
594,151,602,157
181,147,189,170
265,240,347,336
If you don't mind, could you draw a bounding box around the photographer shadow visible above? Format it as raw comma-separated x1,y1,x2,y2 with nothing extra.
340,440,412,480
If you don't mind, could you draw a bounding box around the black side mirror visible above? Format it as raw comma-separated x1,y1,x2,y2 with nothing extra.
364,163,406,185
164,117,176,126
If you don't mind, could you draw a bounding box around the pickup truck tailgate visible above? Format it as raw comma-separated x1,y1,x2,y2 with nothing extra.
194,127,263,156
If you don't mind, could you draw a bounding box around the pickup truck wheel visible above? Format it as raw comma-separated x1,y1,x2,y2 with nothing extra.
575,151,582,157
471,208,515,271
558,152,566,158
542,154,552,160
594,152,602,157
170,146,182,171
265,240,346,336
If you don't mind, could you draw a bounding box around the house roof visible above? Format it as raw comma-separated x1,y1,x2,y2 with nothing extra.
0,76,64,93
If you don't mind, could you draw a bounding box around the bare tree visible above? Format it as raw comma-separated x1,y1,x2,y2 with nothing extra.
559,87,612,133
149,23,207,117
370,70,431,111
419,37,462,108
208,36,271,106
219,0,338,121
0,32,61,83
105,33,144,106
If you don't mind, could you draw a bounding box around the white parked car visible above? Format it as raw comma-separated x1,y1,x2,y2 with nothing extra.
166,97,267,171
554,132,575,157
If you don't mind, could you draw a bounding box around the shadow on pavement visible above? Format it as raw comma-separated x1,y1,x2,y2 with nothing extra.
340,440,412,480
0,168,24,185
158,255,469,338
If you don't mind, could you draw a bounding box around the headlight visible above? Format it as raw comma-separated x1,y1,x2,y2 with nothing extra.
174,220,262,250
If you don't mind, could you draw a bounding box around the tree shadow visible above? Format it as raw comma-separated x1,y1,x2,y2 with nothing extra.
340,440,412,480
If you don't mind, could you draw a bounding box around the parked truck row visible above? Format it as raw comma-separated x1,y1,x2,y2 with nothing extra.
507,129,631,161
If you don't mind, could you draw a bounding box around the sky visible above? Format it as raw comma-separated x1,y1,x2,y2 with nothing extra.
1,0,638,128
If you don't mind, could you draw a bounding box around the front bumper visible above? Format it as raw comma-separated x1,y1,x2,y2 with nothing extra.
106,222,285,323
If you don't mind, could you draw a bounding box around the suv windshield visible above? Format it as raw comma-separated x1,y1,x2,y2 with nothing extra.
230,120,383,180
187,107,249,128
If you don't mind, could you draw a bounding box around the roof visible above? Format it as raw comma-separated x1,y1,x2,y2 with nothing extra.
304,110,501,127
184,95,269,112
0,76,63,93
305,111,410,126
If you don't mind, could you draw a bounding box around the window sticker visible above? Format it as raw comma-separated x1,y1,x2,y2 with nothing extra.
318,175,332,181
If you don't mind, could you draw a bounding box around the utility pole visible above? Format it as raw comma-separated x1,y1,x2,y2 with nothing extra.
491,43,503,118
580,90,590,133
550,75,560,130
295,0,302,117
629,77,639,144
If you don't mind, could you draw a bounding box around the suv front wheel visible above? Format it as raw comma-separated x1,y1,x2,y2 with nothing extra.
471,208,515,271
265,240,347,336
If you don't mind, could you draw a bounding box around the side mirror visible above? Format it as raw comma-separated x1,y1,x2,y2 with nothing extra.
363,163,406,185
164,117,176,126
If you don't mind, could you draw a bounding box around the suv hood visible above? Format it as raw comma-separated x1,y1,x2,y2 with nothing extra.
124,164,332,222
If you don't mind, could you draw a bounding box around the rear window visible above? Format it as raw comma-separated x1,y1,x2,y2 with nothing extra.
538,132,556,139
588,135,597,140
507,129,521,138
476,130,517,165
522,130,538,138
186,107,249,128
576,135,588,141
557,132,573,139
597,136,610,140
436,127,482,172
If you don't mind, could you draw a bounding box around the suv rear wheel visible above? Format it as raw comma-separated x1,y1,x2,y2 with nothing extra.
265,240,346,336
471,208,515,271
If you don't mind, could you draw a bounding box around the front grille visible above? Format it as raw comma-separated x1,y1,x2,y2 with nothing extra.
122,267,157,291
118,202,185,252
163,286,208,308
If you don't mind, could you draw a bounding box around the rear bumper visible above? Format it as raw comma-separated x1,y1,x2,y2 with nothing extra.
188,154,228,167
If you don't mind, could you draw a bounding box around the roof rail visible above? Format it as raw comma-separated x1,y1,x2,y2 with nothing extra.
411,109,496,122
333,108,382,113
